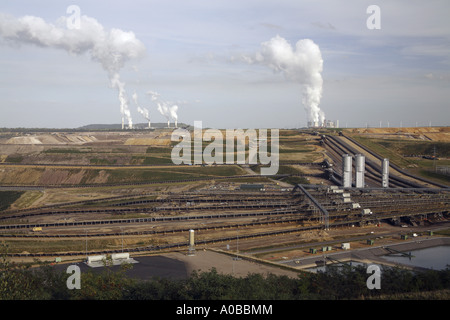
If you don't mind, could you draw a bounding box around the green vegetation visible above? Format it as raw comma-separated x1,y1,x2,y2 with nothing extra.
131,155,172,165
44,148,91,154
1,249,449,300
351,136,413,168
280,176,310,185
146,147,173,154
378,140,450,158
6,191,42,210
351,135,450,185
90,158,117,165
419,170,450,184
4,155,23,163
434,228,450,237
0,191,24,211
106,165,245,184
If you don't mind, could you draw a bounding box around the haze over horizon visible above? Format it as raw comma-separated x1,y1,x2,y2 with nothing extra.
0,1,449,129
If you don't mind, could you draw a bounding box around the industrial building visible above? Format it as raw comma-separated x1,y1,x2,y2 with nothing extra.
307,119,339,129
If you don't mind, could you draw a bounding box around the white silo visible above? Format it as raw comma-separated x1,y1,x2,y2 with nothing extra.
188,229,195,255
382,158,389,188
342,154,352,188
355,154,365,188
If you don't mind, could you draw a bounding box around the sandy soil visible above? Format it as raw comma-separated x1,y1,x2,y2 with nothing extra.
163,250,301,278
345,127,450,142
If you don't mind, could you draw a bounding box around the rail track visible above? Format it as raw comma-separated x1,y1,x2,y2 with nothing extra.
323,135,413,188
4,212,448,258
1,186,448,257
0,161,323,168
343,134,448,189
321,134,445,189
0,172,324,190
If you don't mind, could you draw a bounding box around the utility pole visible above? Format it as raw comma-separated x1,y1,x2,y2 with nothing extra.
121,227,124,252
434,145,437,172
85,229,88,260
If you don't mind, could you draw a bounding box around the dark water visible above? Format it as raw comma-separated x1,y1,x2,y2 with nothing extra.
306,261,366,273
305,246,450,272
382,245,450,270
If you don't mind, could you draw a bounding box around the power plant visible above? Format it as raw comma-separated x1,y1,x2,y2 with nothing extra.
1,7,449,304
308,119,339,128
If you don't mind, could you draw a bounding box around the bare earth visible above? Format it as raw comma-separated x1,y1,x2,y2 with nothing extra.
164,250,300,278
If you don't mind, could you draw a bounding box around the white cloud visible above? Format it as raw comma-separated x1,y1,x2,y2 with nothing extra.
0,1,449,128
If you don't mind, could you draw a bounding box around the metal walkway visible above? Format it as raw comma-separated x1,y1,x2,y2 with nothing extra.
292,184,329,230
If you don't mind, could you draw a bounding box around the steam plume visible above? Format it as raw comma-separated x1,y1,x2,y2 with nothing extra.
132,91,151,128
147,91,178,128
0,13,146,128
244,35,325,126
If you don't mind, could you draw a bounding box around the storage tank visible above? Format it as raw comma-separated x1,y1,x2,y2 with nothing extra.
342,154,352,188
87,255,106,264
188,229,195,255
189,229,195,247
111,253,129,260
382,158,389,188
355,154,365,188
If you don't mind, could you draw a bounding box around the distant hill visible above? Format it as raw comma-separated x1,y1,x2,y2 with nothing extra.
77,123,192,130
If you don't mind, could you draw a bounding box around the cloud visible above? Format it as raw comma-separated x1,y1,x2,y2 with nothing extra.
0,12,146,128
311,21,336,30
243,35,325,125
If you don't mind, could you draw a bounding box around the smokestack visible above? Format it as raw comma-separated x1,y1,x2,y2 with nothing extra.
133,92,152,128
342,154,352,188
382,158,389,188
355,154,365,188
152,92,179,128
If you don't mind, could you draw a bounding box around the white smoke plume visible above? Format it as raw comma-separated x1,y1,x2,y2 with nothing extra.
0,12,146,128
147,91,178,128
132,91,151,128
244,35,325,126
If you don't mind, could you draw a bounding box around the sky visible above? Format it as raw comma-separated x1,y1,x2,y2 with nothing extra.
0,0,449,129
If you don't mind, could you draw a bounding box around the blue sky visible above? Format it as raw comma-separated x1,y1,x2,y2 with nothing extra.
0,0,449,129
